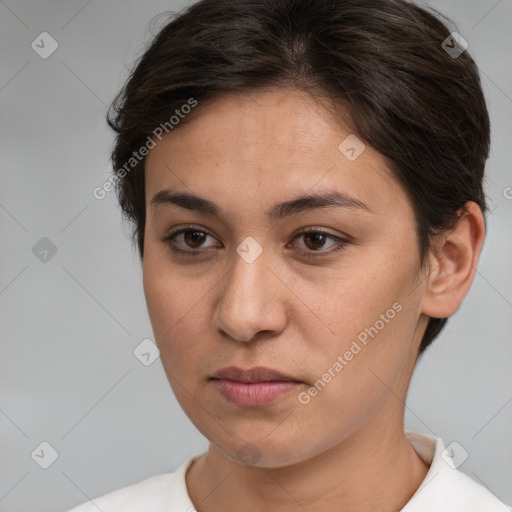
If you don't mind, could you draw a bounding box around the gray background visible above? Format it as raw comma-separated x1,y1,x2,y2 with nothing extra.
0,1,511,511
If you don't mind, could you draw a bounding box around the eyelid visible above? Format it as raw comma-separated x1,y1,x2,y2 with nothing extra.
291,227,350,257
162,224,351,258
162,224,220,251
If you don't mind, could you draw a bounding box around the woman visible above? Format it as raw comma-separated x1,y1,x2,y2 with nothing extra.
67,0,510,510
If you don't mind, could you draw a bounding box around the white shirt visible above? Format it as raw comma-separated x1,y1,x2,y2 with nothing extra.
65,430,511,511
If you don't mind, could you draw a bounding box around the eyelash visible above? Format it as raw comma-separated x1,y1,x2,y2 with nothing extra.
161,225,350,259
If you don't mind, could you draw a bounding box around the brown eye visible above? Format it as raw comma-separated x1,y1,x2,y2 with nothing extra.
183,230,208,248
303,232,329,251
162,226,218,255
292,228,351,258
162,225,350,259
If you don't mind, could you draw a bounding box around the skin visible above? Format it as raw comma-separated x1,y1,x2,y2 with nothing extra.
143,89,485,512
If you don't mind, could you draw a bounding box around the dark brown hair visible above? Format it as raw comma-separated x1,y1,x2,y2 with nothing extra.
107,0,490,356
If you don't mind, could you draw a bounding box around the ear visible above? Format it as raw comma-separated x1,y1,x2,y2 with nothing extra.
421,201,486,318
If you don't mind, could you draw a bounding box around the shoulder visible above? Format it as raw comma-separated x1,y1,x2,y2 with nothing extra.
63,456,198,512
403,430,511,512
428,463,511,511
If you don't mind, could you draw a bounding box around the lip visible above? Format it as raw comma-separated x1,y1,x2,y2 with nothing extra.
211,366,303,407
212,366,299,383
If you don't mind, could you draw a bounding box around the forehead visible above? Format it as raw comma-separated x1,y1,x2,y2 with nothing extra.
144,89,411,222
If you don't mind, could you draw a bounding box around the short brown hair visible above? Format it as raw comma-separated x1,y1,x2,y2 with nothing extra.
107,0,490,356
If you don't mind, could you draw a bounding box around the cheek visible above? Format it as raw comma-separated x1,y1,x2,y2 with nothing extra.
302,249,418,352
293,295,418,453
142,250,213,375
300,251,422,402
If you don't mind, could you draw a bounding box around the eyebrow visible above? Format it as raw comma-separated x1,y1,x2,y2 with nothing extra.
150,188,373,220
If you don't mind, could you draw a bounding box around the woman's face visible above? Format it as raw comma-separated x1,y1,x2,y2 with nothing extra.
143,89,430,467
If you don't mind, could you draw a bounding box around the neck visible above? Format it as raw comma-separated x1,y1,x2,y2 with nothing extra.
186,414,429,512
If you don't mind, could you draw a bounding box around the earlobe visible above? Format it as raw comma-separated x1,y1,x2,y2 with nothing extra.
421,202,486,319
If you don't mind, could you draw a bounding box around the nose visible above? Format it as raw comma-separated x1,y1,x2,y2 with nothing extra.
213,243,288,343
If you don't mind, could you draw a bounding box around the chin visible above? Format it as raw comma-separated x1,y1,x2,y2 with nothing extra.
211,432,317,469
